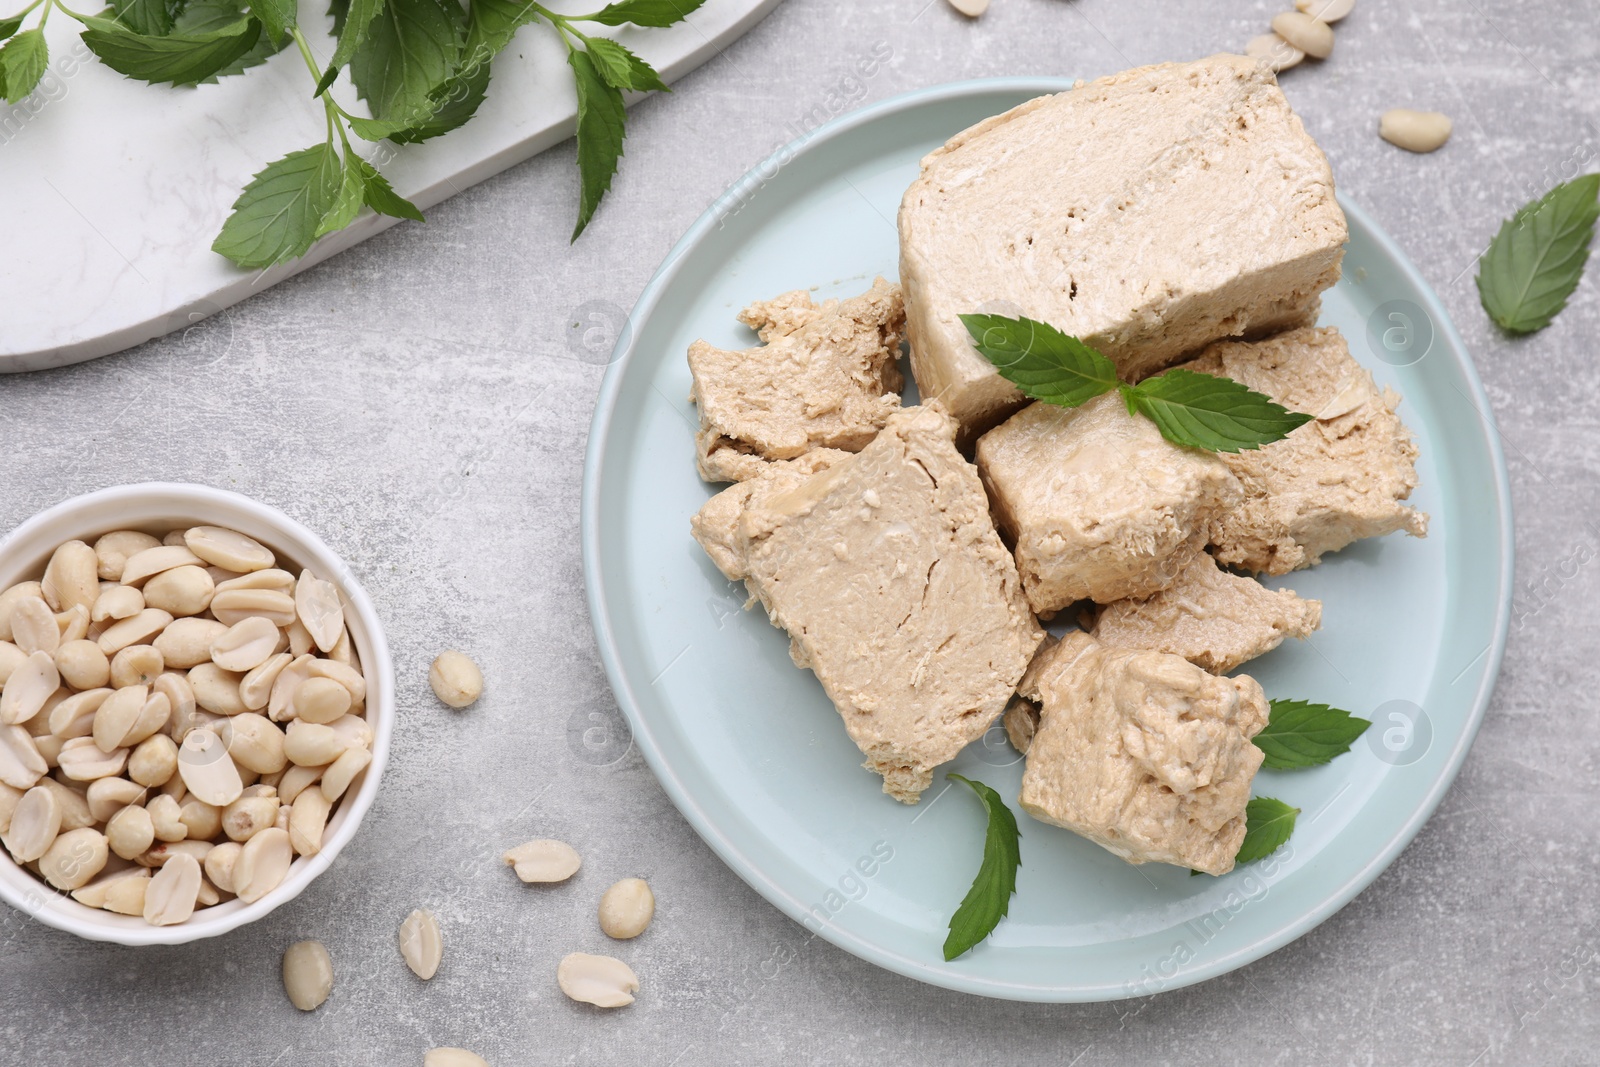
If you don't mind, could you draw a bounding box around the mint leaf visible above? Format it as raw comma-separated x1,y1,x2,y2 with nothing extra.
317,0,384,94
567,44,625,240
466,0,536,54
250,0,296,43
959,313,1120,409
942,773,1021,961
386,51,489,142
582,0,707,27
349,0,462,123
1254,699,1371,770
585,36,668,92
80,14,262,86
1476,174,1599,334
173,0,291,82
0,15,24,42
354,156,423,220
0,29,47,104
111,0,174,36
1235,797,1298,865
1124,369,1313,453
314,152,367,239
212,142,343,268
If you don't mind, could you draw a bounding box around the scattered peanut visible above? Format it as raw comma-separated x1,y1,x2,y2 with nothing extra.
282,939,334,1011
1379,108,1452,153
425,1051,489,1067
504,839,581,883
1295,0,1354,21
400,908,443,980
557,953,638,1008
428,651,482,709
945,0,988,19
1270,11,1333,58
598,878,655,939
1245,32,1305,73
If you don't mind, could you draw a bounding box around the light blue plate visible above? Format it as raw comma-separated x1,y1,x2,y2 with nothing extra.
581,79,1514,1002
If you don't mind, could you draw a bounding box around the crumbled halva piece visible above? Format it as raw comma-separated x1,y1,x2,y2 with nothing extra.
1001,633,1058,756
695,403,1044,803
1175,325,1428,575
898,54,1346,439
975,394,1240,614
1088,551,1322,674
688,278,907,483
690,449,853,581
1017,632,1269,876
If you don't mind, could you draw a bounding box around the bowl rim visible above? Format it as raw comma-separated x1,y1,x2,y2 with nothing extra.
0,481,394,945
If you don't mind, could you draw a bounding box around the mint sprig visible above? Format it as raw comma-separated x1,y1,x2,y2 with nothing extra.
1122,368,1314,454
584,0,707,27
962,314,1312,453
1234,796,1298,865
943,773,1022,961
958,313,1121,408
1254,699,1371,770
0,0,695,265
78,13,262,87
0,26,47,102
1476,174,1599,334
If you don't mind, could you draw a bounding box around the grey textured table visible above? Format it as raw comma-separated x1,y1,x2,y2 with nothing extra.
3,0,1597,1063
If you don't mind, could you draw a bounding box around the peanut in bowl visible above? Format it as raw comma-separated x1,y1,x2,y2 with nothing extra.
0,483,393,945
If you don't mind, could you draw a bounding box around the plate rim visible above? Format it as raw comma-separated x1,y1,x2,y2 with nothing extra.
581,76,1516,1001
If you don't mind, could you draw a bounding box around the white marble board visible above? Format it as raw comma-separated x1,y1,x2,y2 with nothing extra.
0,0,780,372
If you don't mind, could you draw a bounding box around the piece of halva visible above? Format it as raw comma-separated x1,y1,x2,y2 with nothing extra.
1017,632,1268,876
1175,325,1427,575
1089,551,1321,673
690,449,853,581
693,403,1043,803
975,394,1240,614
688,278,906,483
898,54,1347,439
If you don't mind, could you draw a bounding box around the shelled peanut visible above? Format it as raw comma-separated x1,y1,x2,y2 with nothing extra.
0,526,372,926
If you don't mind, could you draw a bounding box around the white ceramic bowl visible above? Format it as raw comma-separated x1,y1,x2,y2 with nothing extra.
0,483,393,945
